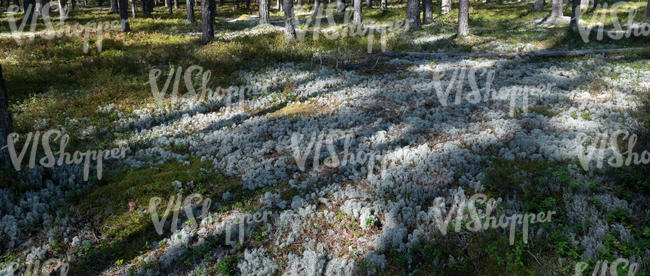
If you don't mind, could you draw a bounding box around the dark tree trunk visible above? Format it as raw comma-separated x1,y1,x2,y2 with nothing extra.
569,0,580,31
98,0,104,7
353,0,361,24
202,0,215,42
166,0,171,13
219,0,223,6
283,0,295,39
119,0,130,31
0,66,13,169
534,0,543,11
259,0,269,24
111,0,118,12
187,0,194,22
405,0,419,30
423,0,432,22
441,0,450,14
246,0,250,9
457,0,469,35
337,0,344,12
645,0,649,19
365,0,369,8
131,0,136,17
24,0,35,21
70,0,75,9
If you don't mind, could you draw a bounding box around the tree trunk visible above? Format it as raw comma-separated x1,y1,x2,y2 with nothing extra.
551,0,562,18
283,0,296,39
219,0,223,5
534,0,543,11
34,0,42,13
13,0,20,11
166,0,171,13
441,0,450,14
131,0,136,17
202,0,215,42
365,0,370,8
380,0,386,11
423,0,432,22
111,0,118,12
246,0,250,9
70,0,74,9
58,0,68,18
312,0,319,14
259,0,269,23
645,0,649,19
24,0,35,21
405,0,419,30
337,0,345,13
0,66,13,170
173,0,177,9
276,0,281,10
119,0,130,31
187,0,194,22
353,0,361,24
569,0,580,31
457,0,469,35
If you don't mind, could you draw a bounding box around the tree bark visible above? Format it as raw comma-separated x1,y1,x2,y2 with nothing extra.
441,0,450,14
166,0,171,13
423,0,432,22
337,0,345,13
365,0,370,8
283,0,296,39
0,66,13,170
202,0,215,42
380,0,386,11
457,0,469,35
119,0,130,31
111,0,118,12
70,0,75,9
645,0,649,19
246,0,250,9
276,0,281,10
312,0,319,15
173,0,177,9
259,0,269,23
551,0,562,18
187,0,194,22
131,0,136,17
405,0,419,30
353,0,361,24
534,0,544,11
569,0,580,31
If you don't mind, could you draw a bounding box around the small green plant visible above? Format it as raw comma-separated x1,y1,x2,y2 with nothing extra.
115,259,124,266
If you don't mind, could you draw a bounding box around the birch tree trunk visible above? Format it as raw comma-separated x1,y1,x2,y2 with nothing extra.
353,0,361,24
130,0,136,17
337,0,345,13
441,0,450,14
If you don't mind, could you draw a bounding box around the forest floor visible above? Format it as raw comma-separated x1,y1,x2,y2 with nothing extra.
1,1,649,275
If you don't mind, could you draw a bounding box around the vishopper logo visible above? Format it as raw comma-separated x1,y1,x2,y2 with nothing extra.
577,2,650,43
3,258,68,276
297,4,405,53
1,129,129,181
575,130,649,171
430,66,555,117
148,194,273,245
427,192,555,245
573,258,639,276
290,130,390,179
147,65,268,107
6,4,120,53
